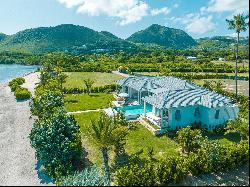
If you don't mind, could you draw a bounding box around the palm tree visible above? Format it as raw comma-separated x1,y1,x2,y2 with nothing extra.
87,113,128,185
226,14,249,101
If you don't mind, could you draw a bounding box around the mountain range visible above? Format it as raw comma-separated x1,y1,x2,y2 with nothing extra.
0,24,197,54
0,24,248,54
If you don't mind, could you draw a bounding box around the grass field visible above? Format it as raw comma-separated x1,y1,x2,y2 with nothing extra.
193,79,249,96
63,72,123,89
212,60,249,68
64,93,114,112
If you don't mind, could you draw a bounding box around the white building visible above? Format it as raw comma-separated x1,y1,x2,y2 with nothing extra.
117,76,239,134
186,56,197,61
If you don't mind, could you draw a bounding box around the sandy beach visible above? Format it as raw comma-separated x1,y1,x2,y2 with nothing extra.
0,72,44,185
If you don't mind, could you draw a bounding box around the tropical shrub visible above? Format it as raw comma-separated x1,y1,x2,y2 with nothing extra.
35,79,61,98
184,150,211,175
30,91,64,119
156,156,187,185
14,87,32,100
61,166,107,186
9,82,21,92
217,140,249,171
115,162,156,186
177,126,203,154
8,77,25,92
29,110,82,180
8,77,25,87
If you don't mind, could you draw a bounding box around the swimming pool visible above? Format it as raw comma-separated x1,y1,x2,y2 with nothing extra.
114,104,152,117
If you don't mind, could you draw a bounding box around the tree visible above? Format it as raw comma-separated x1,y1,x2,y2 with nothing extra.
30,91,64,119
29,110,82,180
177,126,203,154
84,79,95,95
225,113,249,141
54,66,68,91
226,14,249,101
87,113,128,185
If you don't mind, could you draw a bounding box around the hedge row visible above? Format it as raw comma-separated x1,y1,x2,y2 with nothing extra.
8,77,31,100
63,84,117,94
161,72,249,80
114,140,249,186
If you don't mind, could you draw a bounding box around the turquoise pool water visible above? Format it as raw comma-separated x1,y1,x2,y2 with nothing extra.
0,64,39,83
114,104,152,116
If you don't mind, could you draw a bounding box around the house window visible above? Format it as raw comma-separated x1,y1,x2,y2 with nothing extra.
175,110,181,121
215,110,220,119
194,107,201,117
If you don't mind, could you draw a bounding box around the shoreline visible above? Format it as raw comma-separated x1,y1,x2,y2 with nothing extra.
0,72,48,185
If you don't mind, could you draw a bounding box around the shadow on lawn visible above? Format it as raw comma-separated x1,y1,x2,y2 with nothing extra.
205,132,241,143
88,94,100,98
65,99,78,103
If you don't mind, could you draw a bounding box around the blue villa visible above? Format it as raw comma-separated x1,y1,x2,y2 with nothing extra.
116,76,239,134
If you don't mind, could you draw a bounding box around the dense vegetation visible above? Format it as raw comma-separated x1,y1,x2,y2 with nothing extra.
0,24,135,54
29,62,84,181
1,24,248,56
196,36,249,52
127,24,197,49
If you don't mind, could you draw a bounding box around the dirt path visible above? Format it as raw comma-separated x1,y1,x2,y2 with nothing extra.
112,71,130,78
0,72,51,186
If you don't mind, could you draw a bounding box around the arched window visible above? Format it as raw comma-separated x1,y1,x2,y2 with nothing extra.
194,107,201,117
175,110,181,121
215,110,220,119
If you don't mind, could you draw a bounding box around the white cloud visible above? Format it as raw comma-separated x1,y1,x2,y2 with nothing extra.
206,0,249,13
58,0,85,8
57,0,171,25
173,3,179,8
151,7,171,16
183,14,216,34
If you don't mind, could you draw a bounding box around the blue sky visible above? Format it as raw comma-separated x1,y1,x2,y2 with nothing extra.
0,0,249,39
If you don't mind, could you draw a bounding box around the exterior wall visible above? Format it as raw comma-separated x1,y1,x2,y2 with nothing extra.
167,105,239,131
168,106,200,130
205,106,239,130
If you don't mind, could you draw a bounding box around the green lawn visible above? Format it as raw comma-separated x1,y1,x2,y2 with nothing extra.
63,72,123,89
74,112,103,166
74,111,179,166
64,93,114,112
125,124,179,159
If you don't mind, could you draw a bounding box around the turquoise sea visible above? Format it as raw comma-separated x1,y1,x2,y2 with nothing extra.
0,64,39,83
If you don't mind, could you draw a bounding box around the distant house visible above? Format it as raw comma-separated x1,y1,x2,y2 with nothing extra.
218,57,225,61
186,56,197,61
117,76,239,134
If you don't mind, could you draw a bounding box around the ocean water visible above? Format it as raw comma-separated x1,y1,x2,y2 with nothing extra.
0,64,39,84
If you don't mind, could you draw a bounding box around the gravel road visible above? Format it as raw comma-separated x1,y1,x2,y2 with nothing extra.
0,73,51,186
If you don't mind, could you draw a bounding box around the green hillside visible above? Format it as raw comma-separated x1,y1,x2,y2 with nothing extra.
126,24,197,49
0,24,135,54
196,36,249,51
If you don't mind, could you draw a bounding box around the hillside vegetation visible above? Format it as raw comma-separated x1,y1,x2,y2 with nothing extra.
127,24,197,49
0,24,135,54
